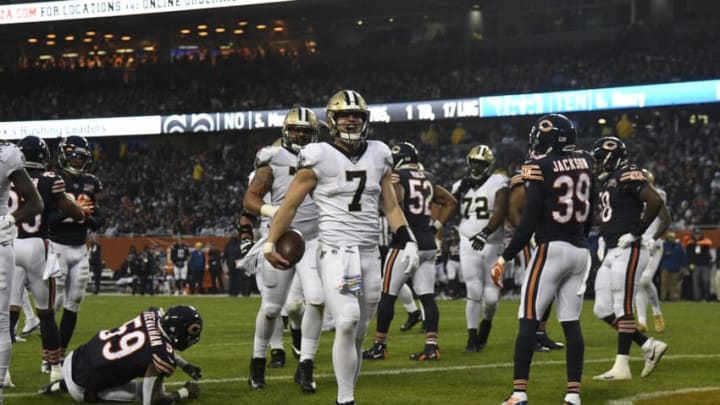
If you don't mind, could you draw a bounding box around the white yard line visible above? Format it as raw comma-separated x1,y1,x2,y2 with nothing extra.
7,353,720,400
606,386,720,405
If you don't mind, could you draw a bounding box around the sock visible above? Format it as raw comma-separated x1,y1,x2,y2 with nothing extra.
9,310,20,342
561,320,584,389
59,310,78,350
513,318,538,382
39,312,61,364
375,293,397,335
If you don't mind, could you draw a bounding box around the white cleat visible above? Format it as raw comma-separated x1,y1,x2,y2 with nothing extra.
3,370,15,388
21,317,41,337
50,364,63,382
641,338,668,377
593,366,632,381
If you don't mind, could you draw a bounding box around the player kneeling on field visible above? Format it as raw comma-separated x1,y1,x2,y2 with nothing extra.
40,305,203,405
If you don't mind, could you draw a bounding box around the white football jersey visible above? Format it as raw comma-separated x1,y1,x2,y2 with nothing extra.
0,143,24,216
643,187,667,239
247,170,271,238
255,146,319,239
451,173,509,242
298,140,392,247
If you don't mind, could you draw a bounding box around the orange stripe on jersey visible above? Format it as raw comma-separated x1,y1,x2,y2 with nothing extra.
152,353,175,375
521,164,544,181
510,174,524,188
524,243,547,320
382,249,400,293
623,244,640,315
620,171,644,182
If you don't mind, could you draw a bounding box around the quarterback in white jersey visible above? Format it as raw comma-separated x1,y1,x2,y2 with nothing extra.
450,145,509,352
244,108,324,394
636,169,670,333
0,141,44,402
265,90,419,405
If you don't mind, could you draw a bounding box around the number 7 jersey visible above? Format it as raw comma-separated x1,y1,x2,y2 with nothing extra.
297,141,392,247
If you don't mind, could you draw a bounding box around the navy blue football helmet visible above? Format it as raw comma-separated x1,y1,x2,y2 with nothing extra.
17,136,50,169
159,305,203,351
528,114,577,157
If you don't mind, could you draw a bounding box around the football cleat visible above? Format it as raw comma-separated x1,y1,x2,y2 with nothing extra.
654,314,666,333
38,379,67,395
290,328,302,360
501,395,528,405
400,310,423,332
636,322,647,333
269,348,286,368
537,333,564,350
362,342,387,360
409,344,440,361
465,330,481,352
3,370,15,388
21,317,41,337
41,360,51,374
534,342,550,353
294,359,317,393
50,364,63,383
248,357,266,390
641,338,668,377
593,366,632,381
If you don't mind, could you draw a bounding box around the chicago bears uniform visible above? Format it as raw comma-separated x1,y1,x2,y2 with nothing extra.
47,306,202,404
494,114,593,405
170,239,190,294
364,142,457,361
49,136,104,360
591,136,668,381
451,170,508,351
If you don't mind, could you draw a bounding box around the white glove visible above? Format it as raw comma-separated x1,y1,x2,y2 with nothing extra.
398,241,419,275
642,236,657,254
0,215,17,244
597,236,606,262
260,204,278,218
617,233,639,249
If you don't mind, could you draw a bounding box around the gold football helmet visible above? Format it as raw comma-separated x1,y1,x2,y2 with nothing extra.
282,107,319,153
466,144,494,179
326,90,370,143
641,168,655,185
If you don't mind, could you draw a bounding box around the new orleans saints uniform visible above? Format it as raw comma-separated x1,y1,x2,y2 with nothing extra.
592,136,668,381
451,145,508,352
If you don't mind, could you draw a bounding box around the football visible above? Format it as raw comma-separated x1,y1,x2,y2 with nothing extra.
276,228,306,267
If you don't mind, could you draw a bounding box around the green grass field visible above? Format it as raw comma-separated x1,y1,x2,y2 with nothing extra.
5,295,720,404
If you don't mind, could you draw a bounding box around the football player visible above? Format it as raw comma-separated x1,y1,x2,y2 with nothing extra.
8,136,88,382
169,236,190,295
635,169,670,333
264,90,419,405
491,114,593,405
40,305,202,405
244,107,324,393
363,142,457,361
0,139,44,402
507,170,564,352
49,135,104,364
591,137,668,381
451,144,509,352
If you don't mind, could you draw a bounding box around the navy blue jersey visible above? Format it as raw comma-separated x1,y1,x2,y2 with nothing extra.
597,164,648,247
171,243,190,266
71,309,176,391
503,150,594,261
10,168,65,239
50,171,103,245
391,167,436,251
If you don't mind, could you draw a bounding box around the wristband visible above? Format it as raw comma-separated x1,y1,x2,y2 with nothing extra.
262,242,275,254
239,224,254,235
260,204,278,218
178,387,189,399
240,209,258,223
430,219,442,233
497,256,506,266
394,225,416,246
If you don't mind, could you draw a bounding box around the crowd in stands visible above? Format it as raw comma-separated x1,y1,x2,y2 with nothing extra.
1,31,719,120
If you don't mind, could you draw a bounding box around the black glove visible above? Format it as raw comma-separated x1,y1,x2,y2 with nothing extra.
184,381,200,399
240,238,253,257
470,229,489,251
182,363,202,380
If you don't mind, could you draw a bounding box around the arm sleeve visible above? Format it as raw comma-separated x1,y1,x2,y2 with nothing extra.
502,180,543,261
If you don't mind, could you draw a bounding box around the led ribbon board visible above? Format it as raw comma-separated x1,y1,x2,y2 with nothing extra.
1,79,718,138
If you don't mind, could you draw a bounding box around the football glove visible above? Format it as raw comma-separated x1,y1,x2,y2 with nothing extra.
434,238,442,263
181,363,202,380
642,236,657,253
470,229,489,251
183,381,200,399
490,257,506,288
399,241,420,275
239,238,253,257
617,233,639,249
597,236,606,262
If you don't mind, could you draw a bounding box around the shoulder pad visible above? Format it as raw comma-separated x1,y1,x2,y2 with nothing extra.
297,143,323,169
374,141,393,168
254,146,276,169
